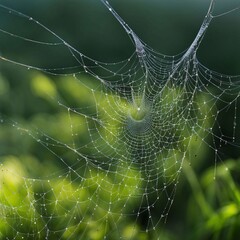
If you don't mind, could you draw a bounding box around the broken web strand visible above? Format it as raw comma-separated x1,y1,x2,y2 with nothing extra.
0,0,240,239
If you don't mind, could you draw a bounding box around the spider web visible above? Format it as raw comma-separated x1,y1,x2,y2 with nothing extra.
0,0,240,239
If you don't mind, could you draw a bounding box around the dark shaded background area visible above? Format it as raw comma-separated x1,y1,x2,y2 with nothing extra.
0,0,240,239
0,0,240,71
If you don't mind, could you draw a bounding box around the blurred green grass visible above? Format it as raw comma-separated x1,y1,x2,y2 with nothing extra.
0,72,240,239
0,1,240,239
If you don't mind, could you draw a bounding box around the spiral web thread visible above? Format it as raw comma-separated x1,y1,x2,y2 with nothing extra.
0,0,240,239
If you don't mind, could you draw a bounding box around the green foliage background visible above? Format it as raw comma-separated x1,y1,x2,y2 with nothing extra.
0,0,240,239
